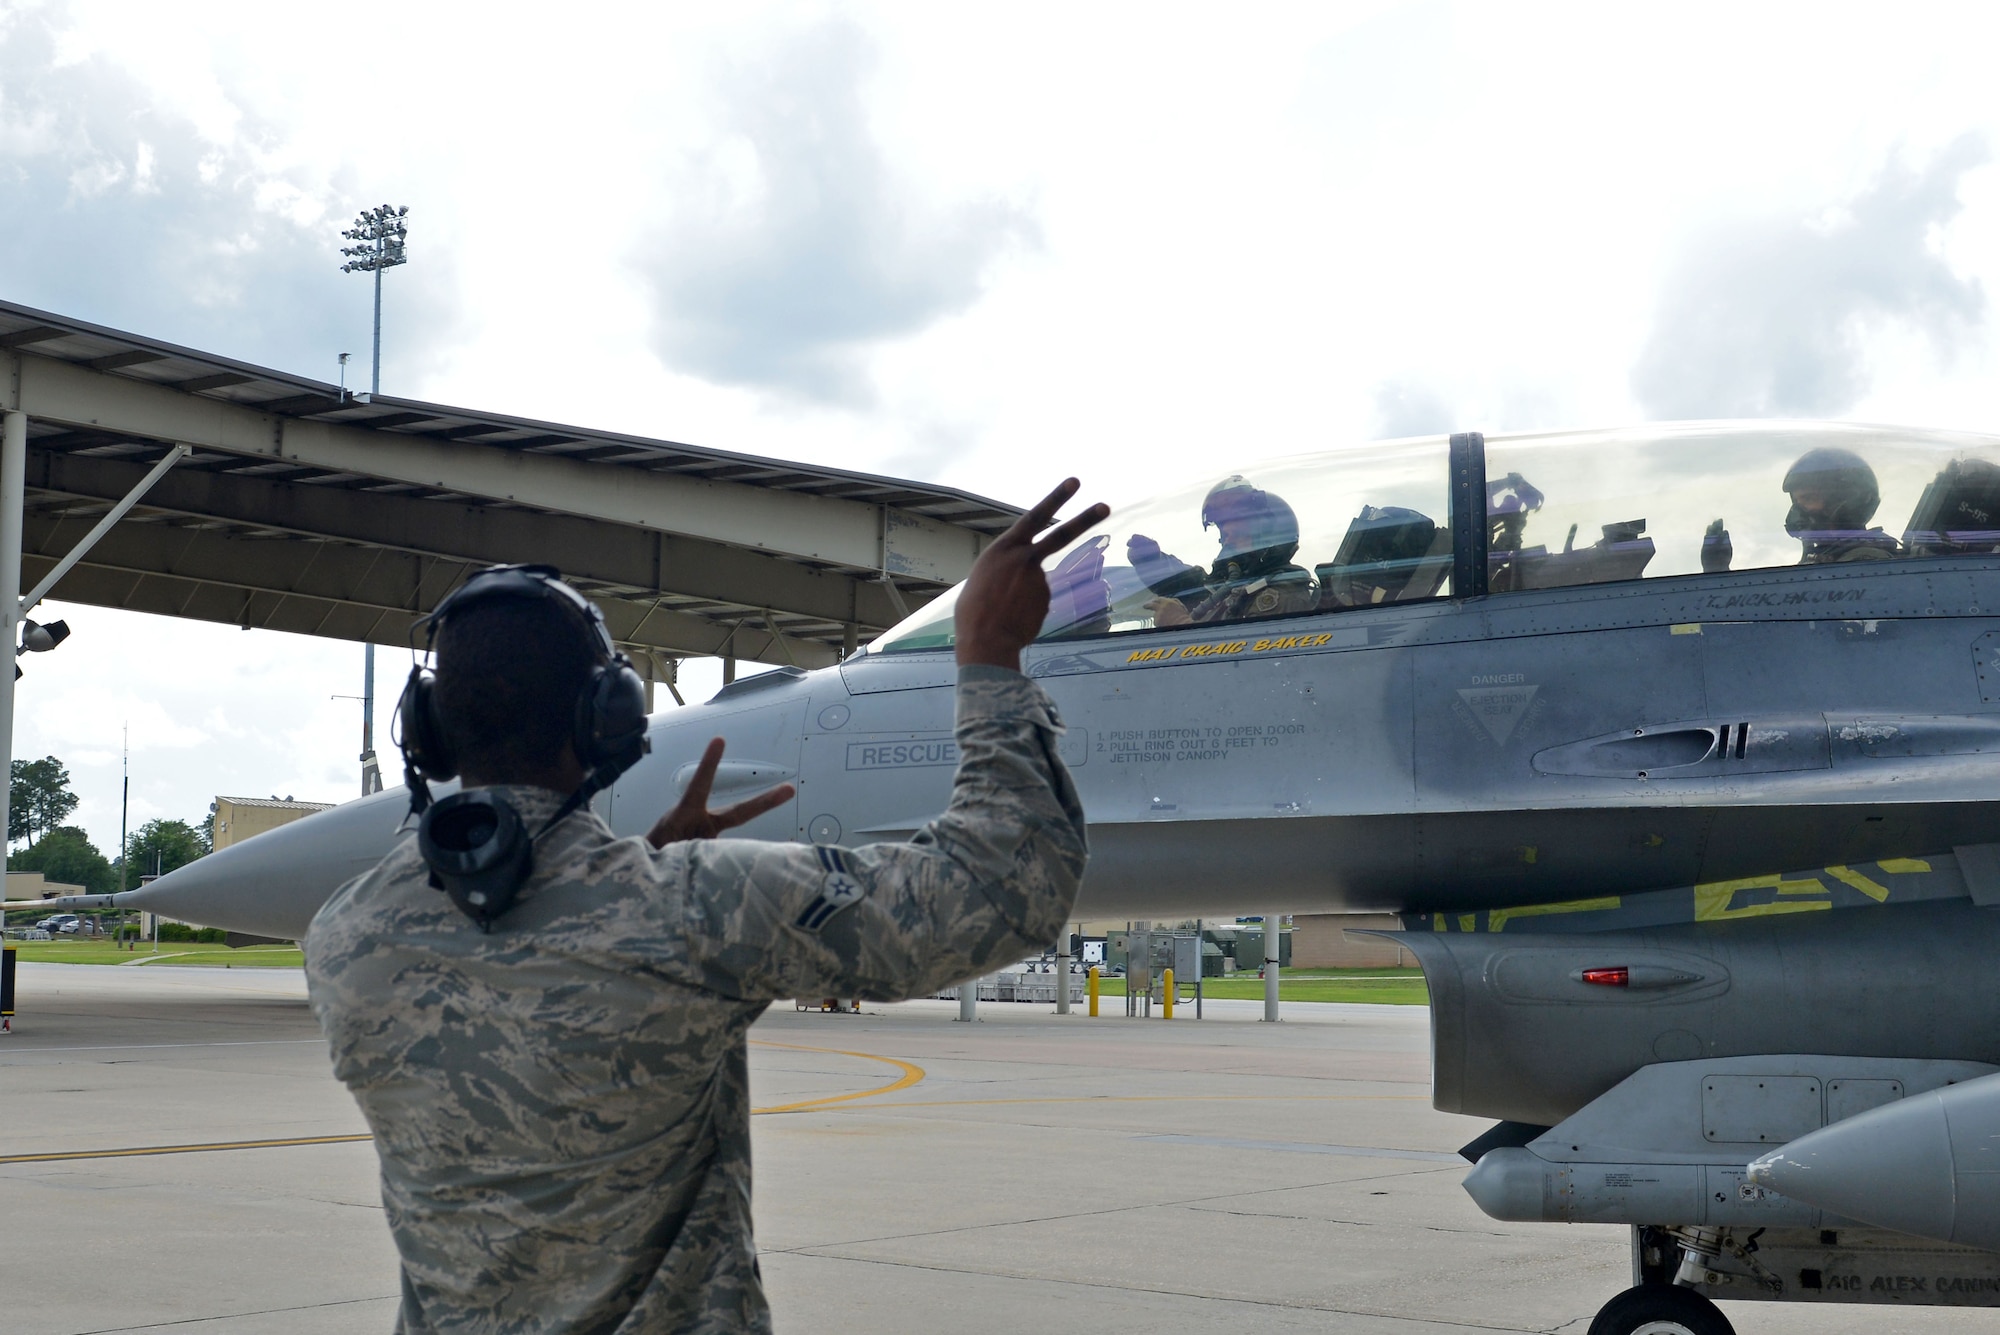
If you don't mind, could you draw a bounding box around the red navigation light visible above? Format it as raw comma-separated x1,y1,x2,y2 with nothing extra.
1580,967,1630,987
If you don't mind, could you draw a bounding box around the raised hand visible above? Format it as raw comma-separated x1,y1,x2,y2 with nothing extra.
1702,518,1733,574
646,738,797,848
956,478,1111,672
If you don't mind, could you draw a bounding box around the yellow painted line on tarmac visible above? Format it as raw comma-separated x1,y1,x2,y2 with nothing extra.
0,1133,375,1165
829,1092,1429,1111
749,1040,926,1113
21,1046,1398,1163
2,1042,927,1163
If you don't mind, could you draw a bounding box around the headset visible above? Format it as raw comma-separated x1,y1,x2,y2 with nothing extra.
395,564,650,929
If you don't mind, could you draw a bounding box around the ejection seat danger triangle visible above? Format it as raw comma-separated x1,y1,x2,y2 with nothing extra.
1455,684,1541,745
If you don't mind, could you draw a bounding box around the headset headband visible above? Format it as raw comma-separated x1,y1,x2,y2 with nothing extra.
421,564,618,663
399,562,651,931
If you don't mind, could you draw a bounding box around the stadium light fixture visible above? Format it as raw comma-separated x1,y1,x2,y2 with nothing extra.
338,204,409,396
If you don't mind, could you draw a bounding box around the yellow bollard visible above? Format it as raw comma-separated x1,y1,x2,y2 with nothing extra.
1087,965,1100,1017
1162,967,1175,1019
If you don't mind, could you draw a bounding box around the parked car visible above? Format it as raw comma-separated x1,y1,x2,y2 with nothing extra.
36,913,81,934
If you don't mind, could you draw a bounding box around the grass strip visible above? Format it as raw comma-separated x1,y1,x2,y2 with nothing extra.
8,941,304,968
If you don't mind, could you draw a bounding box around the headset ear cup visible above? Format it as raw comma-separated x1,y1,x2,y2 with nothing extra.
574,659,650,775
398,667,458,782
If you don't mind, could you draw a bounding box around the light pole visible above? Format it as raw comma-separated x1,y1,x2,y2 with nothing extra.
361,642,379,794
333,680,382,796
339,206,406,795
339,204,408,396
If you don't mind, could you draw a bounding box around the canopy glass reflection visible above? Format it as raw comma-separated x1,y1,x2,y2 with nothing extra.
871,422,2000,654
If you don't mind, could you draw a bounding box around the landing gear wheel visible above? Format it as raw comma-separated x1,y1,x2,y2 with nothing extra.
1586,1284,1734,1335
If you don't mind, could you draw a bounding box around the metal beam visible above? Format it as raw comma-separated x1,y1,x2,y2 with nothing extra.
24,448,919,630
86,350,167,372
16,518,839,667
14,353,987,582
174,373,254,394
20,445,188,612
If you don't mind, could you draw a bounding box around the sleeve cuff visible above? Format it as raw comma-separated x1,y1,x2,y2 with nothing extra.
956,664,1063,733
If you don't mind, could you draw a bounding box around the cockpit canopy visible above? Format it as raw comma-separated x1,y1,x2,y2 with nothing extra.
872,421,2000,654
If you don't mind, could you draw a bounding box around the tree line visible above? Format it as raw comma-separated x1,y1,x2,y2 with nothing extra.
7,756,210,895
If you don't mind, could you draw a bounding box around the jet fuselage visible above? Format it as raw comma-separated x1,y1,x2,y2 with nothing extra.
98,551,2000,941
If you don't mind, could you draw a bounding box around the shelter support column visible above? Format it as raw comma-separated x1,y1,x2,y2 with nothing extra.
957,974,978,1022
1054,922,1072,1014
1263,911,1281,1023
0,411,25,880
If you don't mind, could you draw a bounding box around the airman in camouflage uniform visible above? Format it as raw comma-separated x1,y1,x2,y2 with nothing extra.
304,479,1109,1334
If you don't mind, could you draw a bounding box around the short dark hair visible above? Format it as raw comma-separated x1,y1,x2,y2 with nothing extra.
434,598,597,777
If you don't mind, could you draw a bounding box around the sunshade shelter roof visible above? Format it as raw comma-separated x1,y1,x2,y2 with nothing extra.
0,300,1020,672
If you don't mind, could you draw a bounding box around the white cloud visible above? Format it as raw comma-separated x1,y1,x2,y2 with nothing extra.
1373,382,1458,440
633,18,1037,406
1632,136,1991,420
29,692,210,752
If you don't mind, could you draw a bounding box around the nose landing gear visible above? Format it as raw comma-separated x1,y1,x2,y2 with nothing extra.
1587,1285,1734,1335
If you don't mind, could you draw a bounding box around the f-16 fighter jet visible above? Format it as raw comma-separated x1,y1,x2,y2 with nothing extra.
59,419,2000,1334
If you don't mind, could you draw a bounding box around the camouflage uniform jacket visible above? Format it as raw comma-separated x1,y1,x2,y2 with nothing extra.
303,666,1087,1334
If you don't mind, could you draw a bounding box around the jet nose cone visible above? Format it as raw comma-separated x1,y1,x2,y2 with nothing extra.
127,786,413,940
1748,1074,2000,1249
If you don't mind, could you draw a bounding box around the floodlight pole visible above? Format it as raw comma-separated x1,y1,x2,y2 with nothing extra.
118,727,128,900
361,645,381,795
370,266,385,396
341,206,406,797
363,641,375,757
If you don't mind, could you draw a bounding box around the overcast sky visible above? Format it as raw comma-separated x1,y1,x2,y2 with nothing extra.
4,0,2000,855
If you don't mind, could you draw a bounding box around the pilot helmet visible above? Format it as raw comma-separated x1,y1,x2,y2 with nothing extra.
1782,448,1880,535
1201,476,1300,577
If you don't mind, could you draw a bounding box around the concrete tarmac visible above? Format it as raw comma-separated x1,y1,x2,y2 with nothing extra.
1,963,1990,1334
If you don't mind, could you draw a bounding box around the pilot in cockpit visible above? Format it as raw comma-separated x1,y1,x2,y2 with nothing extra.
1128,476,1316,627
1702,447,1900,571
1486,472,1546,593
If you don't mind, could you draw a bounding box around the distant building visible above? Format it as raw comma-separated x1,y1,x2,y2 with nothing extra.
5,871,84,901
1290,913,1414,968
210,796,336,852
